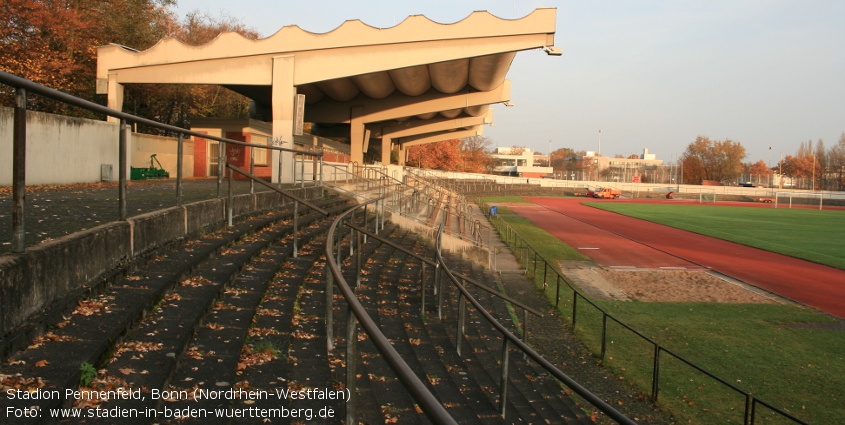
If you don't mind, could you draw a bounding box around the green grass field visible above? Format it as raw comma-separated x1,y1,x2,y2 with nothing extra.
480,197,844,425
585,202,845,270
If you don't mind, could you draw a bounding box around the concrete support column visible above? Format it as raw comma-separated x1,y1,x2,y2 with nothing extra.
272,56,296,184
106,74,124,124
398,143,407,166
350,106,365,166
381,135,392,165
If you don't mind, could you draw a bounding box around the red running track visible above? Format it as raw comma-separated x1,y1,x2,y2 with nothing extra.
512,198,845,319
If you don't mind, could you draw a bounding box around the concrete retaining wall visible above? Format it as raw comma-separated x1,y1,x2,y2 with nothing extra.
0,189,316,339
0,107,189,186
0,222,131,339
0,107,119,185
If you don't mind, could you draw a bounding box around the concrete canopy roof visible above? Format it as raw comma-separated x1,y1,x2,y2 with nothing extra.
96,8,558,173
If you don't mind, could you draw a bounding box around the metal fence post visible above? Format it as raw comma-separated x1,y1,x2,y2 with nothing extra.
217,141,224,198
420,261,427,316
651,344,661,401
744,393,753,425
522,309,528,345
543,262,548,289
555,274,561,309
249,148,255,194
293,201,299,257
601,313,608,360
356,229,362,288
572,291,578,329
176,134,184,206
345,308,357,424
12,87,26,253
326,245,335,351
499,338,510,418
227,168,233,227
119,119,128,221
456,290,465,356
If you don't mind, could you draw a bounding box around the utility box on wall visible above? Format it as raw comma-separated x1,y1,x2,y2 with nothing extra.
101,164,113,182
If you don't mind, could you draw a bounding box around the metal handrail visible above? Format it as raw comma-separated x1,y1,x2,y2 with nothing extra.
1,71,321,253
0,71,321,157
324,200,458,425
345,222,541,318
480,199,810,425
434,225,637,424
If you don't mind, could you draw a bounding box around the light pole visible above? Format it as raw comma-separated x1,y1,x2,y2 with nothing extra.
598,129,602,157
768,147,772,188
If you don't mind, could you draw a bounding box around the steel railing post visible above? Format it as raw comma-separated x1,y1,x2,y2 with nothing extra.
326,241,335,351
572,291,578,329
217,141,224,198
345,307,357,424
601,313,608,360
12,87,26,253
293,201,299,257
420,261,427,316
249,148,255,194
499,338,510,418
555,274,561,309
119,119,128,221
356,228,362,288
522,309,528,344
227,168,233,227
456,291,465,356
176,134,184,206
748,396,756,425
651,344,661,401
349,210,355,257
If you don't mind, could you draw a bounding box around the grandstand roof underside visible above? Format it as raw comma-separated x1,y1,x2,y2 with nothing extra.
96,8,558,170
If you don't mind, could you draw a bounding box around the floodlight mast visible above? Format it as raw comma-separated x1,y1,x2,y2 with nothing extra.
543,46,562,56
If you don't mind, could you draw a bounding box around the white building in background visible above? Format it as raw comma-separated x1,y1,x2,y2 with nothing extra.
593,148,664,183
491,147,553,178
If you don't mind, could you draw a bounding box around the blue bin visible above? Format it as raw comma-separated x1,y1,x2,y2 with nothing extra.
490,206,497,216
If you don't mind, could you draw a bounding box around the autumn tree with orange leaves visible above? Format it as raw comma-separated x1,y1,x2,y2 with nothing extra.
1,1,258,133
1,0,178,114
681,136,746,184
406,136,495,172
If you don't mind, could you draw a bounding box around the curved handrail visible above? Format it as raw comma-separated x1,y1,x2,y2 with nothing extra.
324,200,458,425
434,225,637,424
343,222,541,318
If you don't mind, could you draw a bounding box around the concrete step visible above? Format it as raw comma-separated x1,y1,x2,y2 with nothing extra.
0,198,350,424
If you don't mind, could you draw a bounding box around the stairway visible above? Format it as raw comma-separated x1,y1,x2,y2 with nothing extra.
1,191,603,424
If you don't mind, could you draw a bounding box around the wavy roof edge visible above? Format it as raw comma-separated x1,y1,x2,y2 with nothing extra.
100,8,557,60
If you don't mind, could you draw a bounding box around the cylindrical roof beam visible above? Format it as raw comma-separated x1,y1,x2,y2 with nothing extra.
464,104,489,117
429,59,469,94
351,71,396,99
389,65,431,96
468,52,516,91
316,77,360,102
297,84,325,104
439,108,463,119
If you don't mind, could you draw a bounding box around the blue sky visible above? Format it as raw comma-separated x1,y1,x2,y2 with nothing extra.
171,0,844,165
